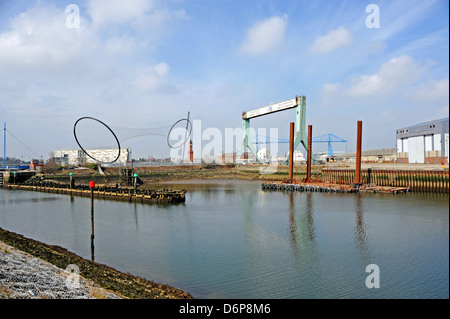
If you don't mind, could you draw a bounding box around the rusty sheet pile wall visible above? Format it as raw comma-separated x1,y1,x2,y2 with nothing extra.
321,169,449,193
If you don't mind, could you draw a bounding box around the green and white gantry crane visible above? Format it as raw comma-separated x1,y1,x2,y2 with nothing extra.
237,96,307,164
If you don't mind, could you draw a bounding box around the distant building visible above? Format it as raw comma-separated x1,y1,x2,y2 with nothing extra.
50,148,131,166
257,147,270,163
236,151,256,163
218,152,237,163
29,158,44,171
396,118,449,164
294,150,305,162
338,148,397,163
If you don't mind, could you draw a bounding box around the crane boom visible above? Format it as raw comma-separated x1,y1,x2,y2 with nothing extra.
243,98,298,120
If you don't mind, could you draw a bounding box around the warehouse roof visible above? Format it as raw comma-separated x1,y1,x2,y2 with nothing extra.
397,117,448,131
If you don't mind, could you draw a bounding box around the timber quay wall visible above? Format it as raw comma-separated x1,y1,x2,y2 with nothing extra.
5,182,186,204
321,169,449,193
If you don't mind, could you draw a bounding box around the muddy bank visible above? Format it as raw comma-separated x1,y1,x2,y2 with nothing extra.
39,163,325,186
0,227,193,299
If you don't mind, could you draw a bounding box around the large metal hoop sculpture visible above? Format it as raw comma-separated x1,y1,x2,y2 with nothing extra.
73,117,121,164
166,118,193,149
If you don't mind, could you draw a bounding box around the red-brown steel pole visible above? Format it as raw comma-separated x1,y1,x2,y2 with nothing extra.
189,140,194,163
305,125,312,183
355,121,362,185
289,122,295,181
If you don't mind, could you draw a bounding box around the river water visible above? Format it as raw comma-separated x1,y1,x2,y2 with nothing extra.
0,180,448,299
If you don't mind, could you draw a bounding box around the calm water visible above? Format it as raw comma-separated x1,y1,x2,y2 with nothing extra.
0,180,448,299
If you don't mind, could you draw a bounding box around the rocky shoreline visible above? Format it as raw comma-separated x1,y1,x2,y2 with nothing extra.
0,240,123,299
0,227,193,299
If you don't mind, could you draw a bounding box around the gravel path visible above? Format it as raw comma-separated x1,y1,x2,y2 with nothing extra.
0,241,123,299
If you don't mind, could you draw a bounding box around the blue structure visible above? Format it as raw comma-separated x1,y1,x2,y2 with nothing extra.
252,135,289,149
0,165,30,170
312,134,348,157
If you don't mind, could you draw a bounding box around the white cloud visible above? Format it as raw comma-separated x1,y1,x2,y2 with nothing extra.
409,78,449,102
87,0,155,27
103,34,136,54
239,15,288,55
87,0,187,35
0,5,93,73
409,78,449,120
133,62,176,94
344,55,424,97
0,1,187,74
308,27,353,54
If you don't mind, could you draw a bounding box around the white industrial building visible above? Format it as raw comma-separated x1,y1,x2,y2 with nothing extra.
50,148,131,166
294,150,305,162
396,118,449,164
257,147,271,163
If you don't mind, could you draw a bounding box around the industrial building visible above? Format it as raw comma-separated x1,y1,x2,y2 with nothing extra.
50,148,131,166
396,118,449,164
337,148,397,163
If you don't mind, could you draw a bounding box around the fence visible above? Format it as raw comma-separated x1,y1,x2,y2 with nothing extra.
321,169,449,193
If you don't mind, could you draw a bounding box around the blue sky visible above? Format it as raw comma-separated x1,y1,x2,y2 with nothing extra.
0,0,448,160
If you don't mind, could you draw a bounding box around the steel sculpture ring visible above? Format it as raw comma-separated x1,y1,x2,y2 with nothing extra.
73,117,121,164
167,118,193,149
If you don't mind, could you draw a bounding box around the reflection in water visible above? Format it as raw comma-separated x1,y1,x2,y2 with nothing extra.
91,233,95,261
289,193,297,246
288,192,316,245
0,196,61,205
133,202,139,233
287,192,319,280
353,194,367,251
91,203,95,261
353,194,371,268
0,184,448,299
